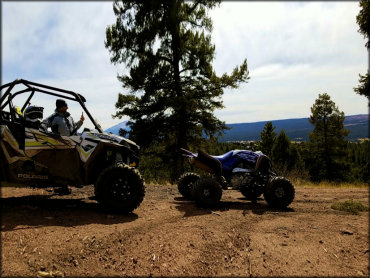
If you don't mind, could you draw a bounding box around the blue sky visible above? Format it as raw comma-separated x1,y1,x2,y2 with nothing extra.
1,1,368,131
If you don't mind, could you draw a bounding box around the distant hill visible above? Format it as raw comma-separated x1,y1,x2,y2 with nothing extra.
105,114,368,142
220,114,368,142
105,121,129,135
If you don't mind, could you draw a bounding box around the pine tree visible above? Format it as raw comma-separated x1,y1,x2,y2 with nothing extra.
356,0,369,48
259,121,276,157
308,93,349,181
354,0,369,98
271,130,291,172
354,74,370,98
105,0,249,180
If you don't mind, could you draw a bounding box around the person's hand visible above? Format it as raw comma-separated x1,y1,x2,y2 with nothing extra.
80,112,85,122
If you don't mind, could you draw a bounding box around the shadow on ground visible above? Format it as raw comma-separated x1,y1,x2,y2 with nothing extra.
173,196,294,217
1,194,138,231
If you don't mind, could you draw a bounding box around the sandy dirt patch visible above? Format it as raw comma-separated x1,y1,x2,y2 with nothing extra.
1,184,368,277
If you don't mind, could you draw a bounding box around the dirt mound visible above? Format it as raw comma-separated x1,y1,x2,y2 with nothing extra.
1,185,368,277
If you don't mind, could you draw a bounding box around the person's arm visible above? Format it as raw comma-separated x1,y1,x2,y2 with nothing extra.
70,113,84,135
74,120,83,131
75,113,84,130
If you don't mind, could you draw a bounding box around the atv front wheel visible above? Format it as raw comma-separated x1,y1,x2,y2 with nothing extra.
177,172,200,199
94,164,145,213
191,178,222,207
263,176,294,208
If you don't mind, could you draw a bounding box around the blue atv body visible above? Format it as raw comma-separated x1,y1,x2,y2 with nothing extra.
178,148,295,208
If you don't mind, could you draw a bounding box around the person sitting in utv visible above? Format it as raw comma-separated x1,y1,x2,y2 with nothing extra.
40,99,85,136
24,106,44,129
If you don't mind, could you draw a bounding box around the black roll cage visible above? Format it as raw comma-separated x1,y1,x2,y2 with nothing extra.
0,79,103,133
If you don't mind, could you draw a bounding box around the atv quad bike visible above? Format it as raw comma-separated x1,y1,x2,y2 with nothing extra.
178,148,294,208
0,79,145,213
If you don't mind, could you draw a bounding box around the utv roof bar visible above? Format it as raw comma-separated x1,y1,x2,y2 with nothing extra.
0,79,103,133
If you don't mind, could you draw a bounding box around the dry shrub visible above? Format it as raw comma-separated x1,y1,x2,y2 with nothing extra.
331,200,368,215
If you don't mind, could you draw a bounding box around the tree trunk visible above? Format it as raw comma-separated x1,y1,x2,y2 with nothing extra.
169,0,187,182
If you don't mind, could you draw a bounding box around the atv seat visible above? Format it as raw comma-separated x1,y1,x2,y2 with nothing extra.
212,151,234,164
196,149,223,176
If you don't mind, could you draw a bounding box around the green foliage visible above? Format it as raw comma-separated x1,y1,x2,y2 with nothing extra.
271,130,302,175
331,200,368,215
258,121,276,157
356,0,370,48
354,73,370,98
271,130,290,167
138,138,369,185
139,140,250,184
345,140,370,183
105,0,249,180
308,93,350,181
354,1,370,99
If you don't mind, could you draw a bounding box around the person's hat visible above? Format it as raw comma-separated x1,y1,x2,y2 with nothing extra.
56,99,68,109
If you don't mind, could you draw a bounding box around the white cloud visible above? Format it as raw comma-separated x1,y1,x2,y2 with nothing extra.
2,2,127,130
2,1,368,130
209,1,367,123
210,2,366,70
219,62,367,124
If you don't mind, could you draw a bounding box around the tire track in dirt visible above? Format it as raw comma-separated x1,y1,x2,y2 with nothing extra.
1,185,369,277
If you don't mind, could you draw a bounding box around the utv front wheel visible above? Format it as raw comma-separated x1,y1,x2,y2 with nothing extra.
192,178,222,207
94,164,145,213
263,176,294,208
177,172,200,199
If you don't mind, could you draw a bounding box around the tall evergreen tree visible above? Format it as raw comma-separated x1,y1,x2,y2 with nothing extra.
271,130,292,171
259,121,276,157
271,130,303,175
356,0,369,48
105,0,249,180
308,93,349,181
354,0,369,98
354,74,370,98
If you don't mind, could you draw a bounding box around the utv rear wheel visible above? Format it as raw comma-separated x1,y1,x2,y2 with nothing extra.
191,178,222,207
94,164,145,213
177,172,200,199
263,176,295,208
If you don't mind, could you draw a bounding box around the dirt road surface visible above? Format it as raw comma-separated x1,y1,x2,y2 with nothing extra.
1,184,369,277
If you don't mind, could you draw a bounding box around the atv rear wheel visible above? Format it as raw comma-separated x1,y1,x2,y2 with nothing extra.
94,164,145,213
263,176,294,208
191,178,222,207
177,172,200,199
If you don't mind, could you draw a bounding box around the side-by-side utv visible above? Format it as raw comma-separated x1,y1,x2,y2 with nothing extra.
0,79,145,213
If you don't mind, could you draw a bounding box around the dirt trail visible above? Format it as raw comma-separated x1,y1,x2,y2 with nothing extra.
1,185,369,277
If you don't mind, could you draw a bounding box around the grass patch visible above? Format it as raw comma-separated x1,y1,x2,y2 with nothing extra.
292,178,369,188
331,200,368,215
